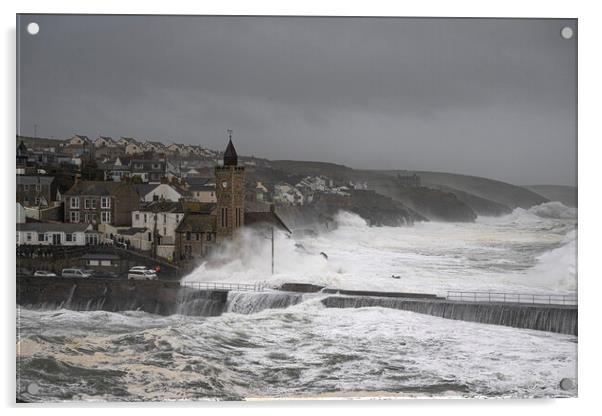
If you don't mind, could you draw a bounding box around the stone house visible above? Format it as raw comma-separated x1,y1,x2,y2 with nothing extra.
130,159,166,183
16,175,58,207
64,181,139,226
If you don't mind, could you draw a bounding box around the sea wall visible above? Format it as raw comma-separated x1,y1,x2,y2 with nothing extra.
17,276,227,316
322,296,577,335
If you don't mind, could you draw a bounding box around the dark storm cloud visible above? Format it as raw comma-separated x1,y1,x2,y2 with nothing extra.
17,15,576,185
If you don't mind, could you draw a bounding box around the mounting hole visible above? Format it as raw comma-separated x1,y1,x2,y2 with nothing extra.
560,26,573,40
27,22,40,35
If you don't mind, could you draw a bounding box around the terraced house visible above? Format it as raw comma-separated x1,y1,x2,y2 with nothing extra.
64,181,139,226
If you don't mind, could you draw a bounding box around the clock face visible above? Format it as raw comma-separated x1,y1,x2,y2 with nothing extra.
221,180,228,189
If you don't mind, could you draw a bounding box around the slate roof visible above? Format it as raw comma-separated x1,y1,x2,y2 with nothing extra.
118,227,149,236
80,253,120,260
64,181,126,196
184,177,213,187
134,183,160,197
16,176,55,186
182,202,216,214
245,211,292,234
223,139,238,166
139,200,185,213
175,213,217,233
188,183,216,192
17,222,89,233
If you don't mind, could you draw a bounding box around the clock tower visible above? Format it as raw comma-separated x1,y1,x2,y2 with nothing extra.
215,131,245,240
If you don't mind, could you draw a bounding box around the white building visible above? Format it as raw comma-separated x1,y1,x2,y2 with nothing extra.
94,136,118,148
274,183,304,205
135,183,183,202
131,201,185,245
16,222,91,246
125,141,144,155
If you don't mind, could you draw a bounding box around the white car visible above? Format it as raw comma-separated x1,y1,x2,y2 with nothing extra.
34,270,57,277
127,269,158,280
61,268,92,278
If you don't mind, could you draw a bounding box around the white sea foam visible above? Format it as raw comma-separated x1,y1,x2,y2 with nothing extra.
184,202,577,296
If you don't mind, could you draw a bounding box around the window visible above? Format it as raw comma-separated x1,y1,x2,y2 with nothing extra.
26,233,32,242
100,260,111,266
88,260,99,266
196,233,200,241
84,213,90,223
36,184,41,192
70,197,79,209
70,211,79,223
101,197,110,209
152,163,160,169
84,199,91,209
37,233,44,242
91,199,97,209
101,211,111,224
34,197,40,206
206,233,211,242
72,233,77,242
175,215,180,222
135,213,140,221
144,214,147,223
186,231,191,241
66,233,73,242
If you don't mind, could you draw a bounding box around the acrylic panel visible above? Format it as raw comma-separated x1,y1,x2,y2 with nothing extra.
15,15,577,402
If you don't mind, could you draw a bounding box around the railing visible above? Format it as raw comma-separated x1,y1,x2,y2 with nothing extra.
180,281,266,292
446,291,577,306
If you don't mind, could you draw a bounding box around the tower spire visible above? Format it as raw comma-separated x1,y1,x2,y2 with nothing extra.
223,129,238,166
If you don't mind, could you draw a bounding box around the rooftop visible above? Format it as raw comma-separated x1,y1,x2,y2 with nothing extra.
16,176,55,185
64,181,129,196
17,222,90,233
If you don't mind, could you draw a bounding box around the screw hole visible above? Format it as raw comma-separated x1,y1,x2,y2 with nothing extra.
560,26,573,40
26,22,40,35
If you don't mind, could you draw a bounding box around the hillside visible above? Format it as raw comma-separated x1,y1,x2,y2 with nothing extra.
524,185,577,207
375,170,549,209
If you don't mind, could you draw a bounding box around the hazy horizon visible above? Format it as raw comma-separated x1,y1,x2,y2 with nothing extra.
17,15,577,186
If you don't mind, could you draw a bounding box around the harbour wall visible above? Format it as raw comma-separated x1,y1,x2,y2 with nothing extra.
17,276,227,316
17,277,577,335
321,295,577,335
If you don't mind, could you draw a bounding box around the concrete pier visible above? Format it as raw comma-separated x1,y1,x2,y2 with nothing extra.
17,276,577,335
17,275,228,316
321,295,577,335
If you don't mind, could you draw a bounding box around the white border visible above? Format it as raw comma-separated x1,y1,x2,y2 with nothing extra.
2,1,600,415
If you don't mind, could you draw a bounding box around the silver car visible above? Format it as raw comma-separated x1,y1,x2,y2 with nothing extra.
61,268,92,278
127,269,157,281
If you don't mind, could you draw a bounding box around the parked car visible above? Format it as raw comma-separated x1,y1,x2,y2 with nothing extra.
61,268,92,278
129,266,148,272
127,269,158,280
90,270,120,279
33,270,57,277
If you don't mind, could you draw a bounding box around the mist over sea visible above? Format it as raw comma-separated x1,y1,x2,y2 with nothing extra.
17,202,577,401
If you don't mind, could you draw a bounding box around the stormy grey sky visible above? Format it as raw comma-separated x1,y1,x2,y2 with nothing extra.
17,15,576,186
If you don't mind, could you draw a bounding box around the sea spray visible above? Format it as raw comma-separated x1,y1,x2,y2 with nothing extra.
183,203,576,296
